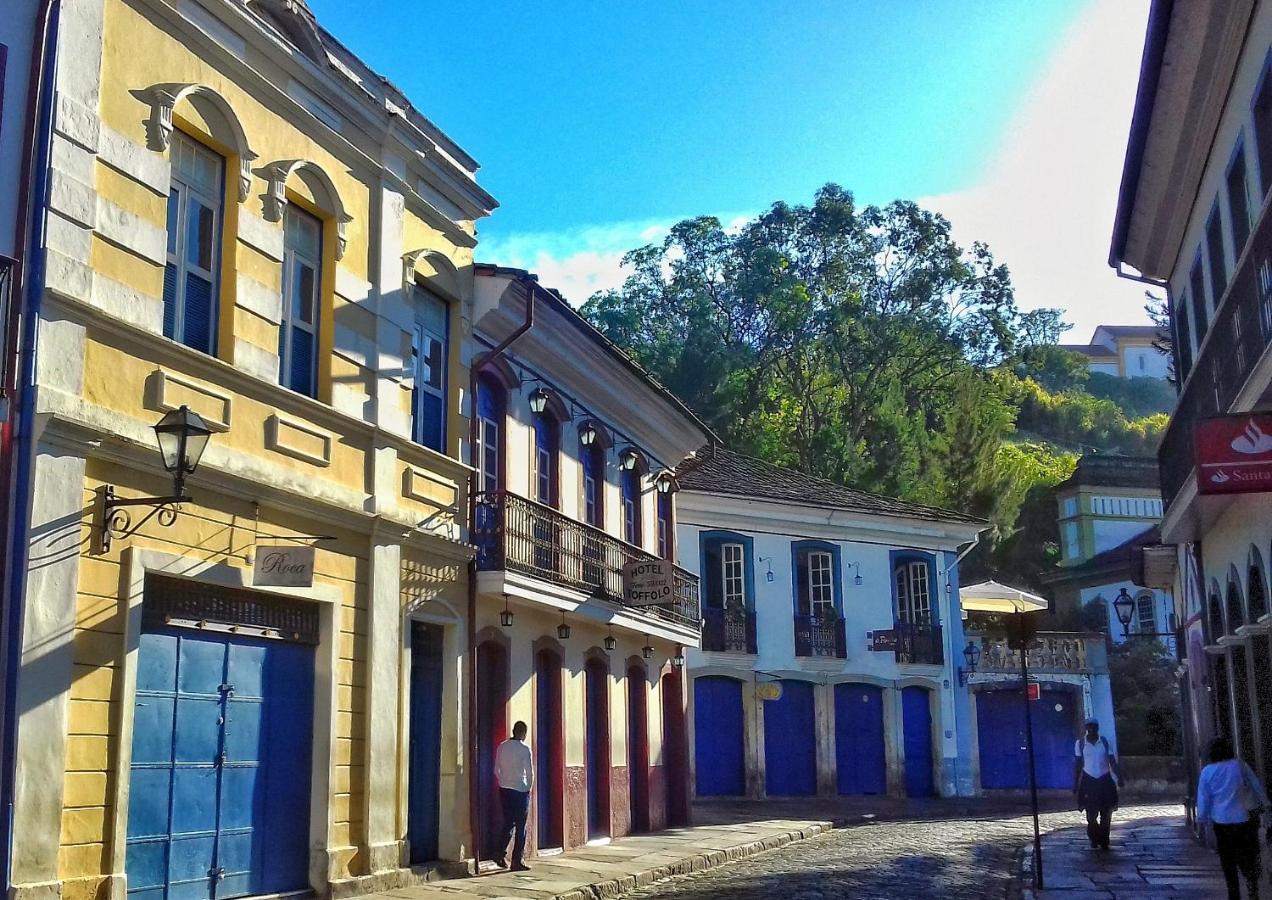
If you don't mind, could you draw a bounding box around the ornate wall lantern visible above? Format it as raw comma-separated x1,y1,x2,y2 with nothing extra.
528,387,551,415
557,610,571,640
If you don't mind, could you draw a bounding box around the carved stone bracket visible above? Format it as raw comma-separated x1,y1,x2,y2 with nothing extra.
263,158,352,260
143,82,257,203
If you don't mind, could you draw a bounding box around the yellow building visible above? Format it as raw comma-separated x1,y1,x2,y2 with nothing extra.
9,1,495,898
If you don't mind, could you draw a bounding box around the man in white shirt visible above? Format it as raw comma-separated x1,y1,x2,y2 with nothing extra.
493,720,533,871
1073,717,1120,850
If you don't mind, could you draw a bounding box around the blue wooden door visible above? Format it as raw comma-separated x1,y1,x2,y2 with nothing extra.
902,686,934,797
535,650,563,849
834,683,886,795
692,677,745,796
763,680,816,796
408,622,444,863
977,689,1075,790
127,627,312,900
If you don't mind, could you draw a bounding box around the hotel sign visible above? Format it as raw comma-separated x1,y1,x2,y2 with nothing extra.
1195,414,1272,495
622,560,676,607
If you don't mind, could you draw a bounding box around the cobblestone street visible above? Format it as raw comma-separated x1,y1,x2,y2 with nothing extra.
618,803,1183,900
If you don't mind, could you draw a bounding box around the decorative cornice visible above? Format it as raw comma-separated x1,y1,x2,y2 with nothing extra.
143,82,258,203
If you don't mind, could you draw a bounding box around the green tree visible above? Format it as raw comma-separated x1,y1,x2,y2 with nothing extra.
1107,639,1182,756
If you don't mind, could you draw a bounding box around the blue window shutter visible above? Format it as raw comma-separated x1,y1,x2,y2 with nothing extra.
704,540,722,607
419,392,444,452
162,263,178,339
183,271,214,353
290,327,315,397
795,550,810,615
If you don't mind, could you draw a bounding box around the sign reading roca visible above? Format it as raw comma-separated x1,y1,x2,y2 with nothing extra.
1196,414,1272,495
622,559,676,607
253,545,317,587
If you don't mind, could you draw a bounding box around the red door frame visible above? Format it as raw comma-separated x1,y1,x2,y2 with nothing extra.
661,668,689,825
476,639,508,859
627,664,650,832
535,647,565,850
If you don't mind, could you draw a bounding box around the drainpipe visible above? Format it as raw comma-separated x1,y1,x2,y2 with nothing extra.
466,274,534,861
1,0,62,891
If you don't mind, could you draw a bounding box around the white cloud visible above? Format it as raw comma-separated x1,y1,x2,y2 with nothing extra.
919,0,1154,343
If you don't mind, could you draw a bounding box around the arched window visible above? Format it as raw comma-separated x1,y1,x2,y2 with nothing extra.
793,541,841,621
893,553,936,625
476,374,505,495
281,204,322,396
1134,591,1156,634
411,289,449,452
532,411,560,507
1250,547,1268,622
656,491,674,560
164,132,223,355
581,442,606,528
620,465,644,547
1208,581,1225,643
1227,575,1246,632
700,531,753,610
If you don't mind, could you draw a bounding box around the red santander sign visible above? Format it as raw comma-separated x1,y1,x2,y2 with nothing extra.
1196,414,1272,495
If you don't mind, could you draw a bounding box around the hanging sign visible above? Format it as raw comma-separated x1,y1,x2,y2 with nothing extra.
1196,414,1272,495
253,545,316,587
869,629,897,652
623,559,675,607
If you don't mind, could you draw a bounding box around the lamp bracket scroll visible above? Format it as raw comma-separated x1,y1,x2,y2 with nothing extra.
99,486,190,554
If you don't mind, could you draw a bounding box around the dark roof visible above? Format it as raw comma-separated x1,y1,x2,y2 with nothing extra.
472,263,718,444
1109,0,1175,270
1057,344,1115,358
1096,325,1159,339
1056,454,1161,491
676,447,986,526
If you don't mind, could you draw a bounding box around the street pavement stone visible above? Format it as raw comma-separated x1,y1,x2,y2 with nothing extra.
618,803,1186,900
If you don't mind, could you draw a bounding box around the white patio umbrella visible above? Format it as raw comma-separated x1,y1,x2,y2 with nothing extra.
959,579,1048,614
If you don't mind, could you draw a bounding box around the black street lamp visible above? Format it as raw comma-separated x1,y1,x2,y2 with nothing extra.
100,405,214,552
959,640,982,686
557,610,571,640
1113,587,1176,640
500,595,514,628
528,386,551,415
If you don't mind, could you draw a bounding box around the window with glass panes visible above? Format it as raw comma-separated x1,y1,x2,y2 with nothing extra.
280,206,322,397
1190,257,1209,337
1228,144,1252,258
1136,593,1155,634
801,550,835,618
895,560,931,624
1206,208,1227,306
476,376,503,494
721,543,744,608
1175,292,1193,378
621,468,642,546
163,133,223,354
533,413,559,506
656,492,673,559
411,290,448,451
582,444,604,527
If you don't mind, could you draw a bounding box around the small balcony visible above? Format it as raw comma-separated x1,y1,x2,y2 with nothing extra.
894,621,943,665
973,632,1093,674
473,490,700,629
701,606,756,654
794,614,846,659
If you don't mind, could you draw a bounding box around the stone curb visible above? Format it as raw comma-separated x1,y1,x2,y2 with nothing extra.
549,821,836,900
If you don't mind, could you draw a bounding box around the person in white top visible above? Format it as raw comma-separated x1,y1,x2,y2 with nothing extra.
492,721,534,871
1196,736,1268,900
1073,717,1120,850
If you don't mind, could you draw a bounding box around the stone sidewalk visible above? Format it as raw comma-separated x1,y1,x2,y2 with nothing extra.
349,817,834,900
1020,809,1240,899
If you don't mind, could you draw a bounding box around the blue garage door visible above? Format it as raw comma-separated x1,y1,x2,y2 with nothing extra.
764,680,816,796
977,689,1075,790
126,626,313,900
835,683,886,795
693,677,745,796
902,686,934,798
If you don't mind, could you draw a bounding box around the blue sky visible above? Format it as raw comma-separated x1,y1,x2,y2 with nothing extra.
310,1,1152,338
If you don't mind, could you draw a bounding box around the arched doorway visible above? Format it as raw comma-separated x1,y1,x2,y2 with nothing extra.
476,640,508,859
692,676,745,797
535,648,564,851
627,665,650,832
662,669,689,825
584,657,611,839
763,680,816,796
834,683,885,795
902,686,935,797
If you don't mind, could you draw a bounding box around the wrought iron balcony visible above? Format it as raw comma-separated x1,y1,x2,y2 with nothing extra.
473,490,700,629
701,606,756,654
894,621,944,665
1160,195,1272,506
794,614,846,658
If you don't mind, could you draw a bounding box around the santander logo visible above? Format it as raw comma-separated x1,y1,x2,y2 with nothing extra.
1230,419,1272,455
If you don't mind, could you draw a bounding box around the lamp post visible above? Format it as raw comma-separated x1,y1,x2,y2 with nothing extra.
100,405,214,552
1009,611,1045,891
958,640,981,686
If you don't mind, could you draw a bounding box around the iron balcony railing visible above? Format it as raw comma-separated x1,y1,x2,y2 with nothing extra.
701,606,756,654
894,621,944,665
473,489,700,629
1160,194,1272,505
794,614,846,658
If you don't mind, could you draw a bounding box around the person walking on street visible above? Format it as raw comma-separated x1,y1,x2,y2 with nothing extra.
1073,717,1120,850
1197,736,1268,900
494,720,534,871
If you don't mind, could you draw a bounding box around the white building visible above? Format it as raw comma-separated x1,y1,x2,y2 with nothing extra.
1058,324,1170,380
675,448,985,799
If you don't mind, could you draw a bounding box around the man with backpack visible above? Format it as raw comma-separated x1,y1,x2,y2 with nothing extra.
1074,717,1121,850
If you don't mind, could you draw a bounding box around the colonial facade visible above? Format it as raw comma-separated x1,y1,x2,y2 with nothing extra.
675,448,985,800
5,1,501,898
467,265,711,857
1046,455,1173,647
1058,324,1170,380
1110,0,1272,806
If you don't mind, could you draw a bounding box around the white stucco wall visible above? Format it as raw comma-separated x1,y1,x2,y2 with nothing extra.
0,1,39,257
